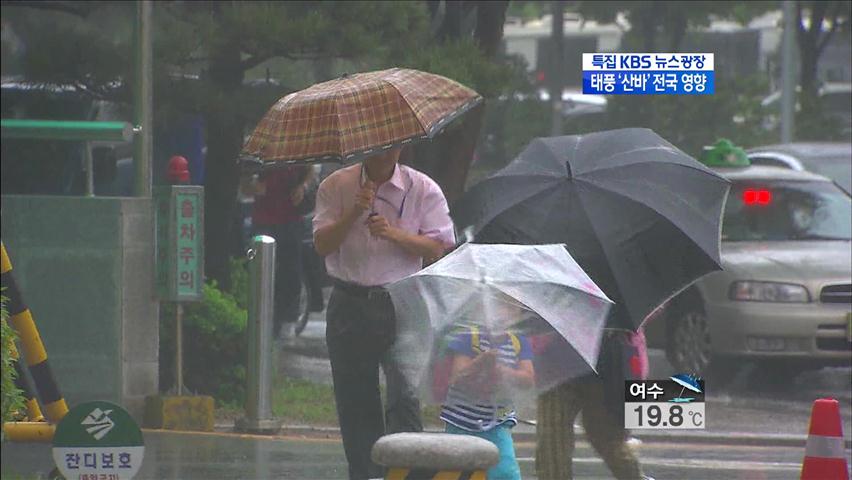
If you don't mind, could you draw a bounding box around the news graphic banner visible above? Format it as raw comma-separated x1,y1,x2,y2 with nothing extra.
624,376,706,429
583,53,715,95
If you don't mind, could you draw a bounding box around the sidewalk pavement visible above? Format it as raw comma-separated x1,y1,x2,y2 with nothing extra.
216,420,852,449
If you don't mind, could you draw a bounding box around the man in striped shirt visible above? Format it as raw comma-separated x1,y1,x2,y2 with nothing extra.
440,325,534,480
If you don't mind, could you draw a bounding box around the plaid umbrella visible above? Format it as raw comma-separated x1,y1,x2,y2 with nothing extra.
241,68,483,169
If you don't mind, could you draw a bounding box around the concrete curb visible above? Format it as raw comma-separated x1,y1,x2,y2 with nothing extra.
213,422,852,449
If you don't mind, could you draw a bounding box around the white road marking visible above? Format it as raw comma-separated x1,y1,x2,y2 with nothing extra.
515,456,803,472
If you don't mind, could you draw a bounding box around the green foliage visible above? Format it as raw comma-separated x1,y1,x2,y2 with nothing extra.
796,94,849,142
602,75,776,157
152,1,429,79
474,98,551,180
575,1,776,51
399,38,529,100
507,1,549,22
1,292,25,428
271,378,338,426
264,378,444,427
2,3,134,91
477,74,778,172
228,257,250,311
159,274,247,405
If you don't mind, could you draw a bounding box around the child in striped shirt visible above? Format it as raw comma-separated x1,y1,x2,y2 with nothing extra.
440,323,535,480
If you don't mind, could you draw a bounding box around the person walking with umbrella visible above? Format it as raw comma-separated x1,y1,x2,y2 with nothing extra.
241,68,482,479
386,243,616,480
536,308,647,480
314,146,456,479
452,128,730,480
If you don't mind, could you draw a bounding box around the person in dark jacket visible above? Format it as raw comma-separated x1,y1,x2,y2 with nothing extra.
246,165,314,339
536,307,647,480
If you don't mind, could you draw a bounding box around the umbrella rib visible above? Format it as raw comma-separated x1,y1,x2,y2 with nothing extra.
333,81,346,158
403,273,612,301
488,281,612,304
573,178,723,321
384,79,429,133
534,136,579,177
575,175,722,252
461,177,562,231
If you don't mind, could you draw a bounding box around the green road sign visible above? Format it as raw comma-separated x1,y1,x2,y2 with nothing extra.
154,185,204,302
53,401,145,480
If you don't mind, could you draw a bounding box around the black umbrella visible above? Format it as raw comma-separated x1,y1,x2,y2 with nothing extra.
452,128,731,329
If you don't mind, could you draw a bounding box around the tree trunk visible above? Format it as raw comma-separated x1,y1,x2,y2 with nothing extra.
634,12,657,52
474,1,509,57
203,43,245,289
438,0,465,41
666,8,688,52
796,1,828,100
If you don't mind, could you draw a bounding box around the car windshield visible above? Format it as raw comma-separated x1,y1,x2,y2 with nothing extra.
722,180,852,242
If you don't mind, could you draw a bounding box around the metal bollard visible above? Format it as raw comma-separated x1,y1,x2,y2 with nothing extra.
372,432,499,480
236,235,282,434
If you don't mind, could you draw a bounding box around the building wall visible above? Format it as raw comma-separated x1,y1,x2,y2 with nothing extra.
1,195,158,421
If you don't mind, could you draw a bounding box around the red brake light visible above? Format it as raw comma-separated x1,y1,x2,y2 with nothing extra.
743,189,772,205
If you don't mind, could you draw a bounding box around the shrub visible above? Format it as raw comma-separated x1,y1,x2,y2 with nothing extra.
2,291,25,428
159,270,248,405
228,256,249,311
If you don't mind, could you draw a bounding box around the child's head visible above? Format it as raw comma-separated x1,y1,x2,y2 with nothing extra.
483,293,526,323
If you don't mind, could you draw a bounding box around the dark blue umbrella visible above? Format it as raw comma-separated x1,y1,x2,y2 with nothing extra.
452,128,731,329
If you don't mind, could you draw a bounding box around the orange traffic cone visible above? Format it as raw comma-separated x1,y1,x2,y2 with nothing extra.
801,398,849,480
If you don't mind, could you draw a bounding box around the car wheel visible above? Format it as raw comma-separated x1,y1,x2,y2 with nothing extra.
668,308,713,374
667,307,740,384
294,279,310,336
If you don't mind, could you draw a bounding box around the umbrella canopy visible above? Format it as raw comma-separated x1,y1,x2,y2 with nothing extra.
452,128,731,329
387,243,612,407
671,374,703,393
241,68,482,168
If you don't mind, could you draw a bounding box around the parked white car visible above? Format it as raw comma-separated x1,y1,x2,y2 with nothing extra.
646,165,852,382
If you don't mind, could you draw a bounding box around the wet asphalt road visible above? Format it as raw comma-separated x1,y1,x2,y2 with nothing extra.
3,429,850,480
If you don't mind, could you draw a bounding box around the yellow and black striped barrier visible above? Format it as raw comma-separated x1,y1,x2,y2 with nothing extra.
9,340,44,421
2,421,56,443
386,467,487,480
1,241,68,425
